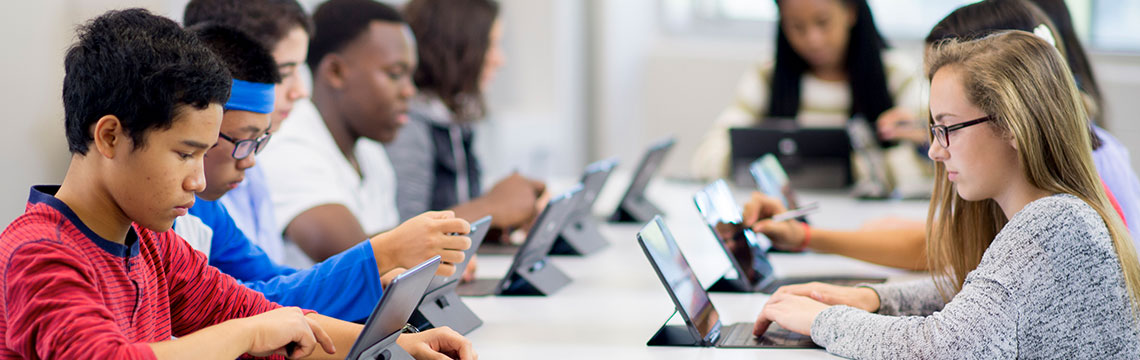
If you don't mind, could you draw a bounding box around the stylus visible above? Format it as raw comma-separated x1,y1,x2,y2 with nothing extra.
769,202,820,223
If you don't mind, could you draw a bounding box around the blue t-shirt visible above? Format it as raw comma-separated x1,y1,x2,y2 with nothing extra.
219,165,288,263
180,197,383,322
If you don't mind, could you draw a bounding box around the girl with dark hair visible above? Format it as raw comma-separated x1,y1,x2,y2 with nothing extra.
736,0,1138,271
692,0,926,183
388,0,547,235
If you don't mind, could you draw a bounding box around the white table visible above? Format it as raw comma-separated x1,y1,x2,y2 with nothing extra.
460,175,930,359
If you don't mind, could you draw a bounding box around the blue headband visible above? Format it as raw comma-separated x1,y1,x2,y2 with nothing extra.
224,79,275,114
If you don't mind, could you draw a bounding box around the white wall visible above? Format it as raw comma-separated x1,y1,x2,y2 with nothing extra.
477,0,589,182
2,0,1139,227
0,0,187,226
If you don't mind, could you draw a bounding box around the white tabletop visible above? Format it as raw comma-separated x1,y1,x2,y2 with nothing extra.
460,174,930,359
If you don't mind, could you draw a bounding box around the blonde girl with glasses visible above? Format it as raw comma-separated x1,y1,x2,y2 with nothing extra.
750,30,1140,358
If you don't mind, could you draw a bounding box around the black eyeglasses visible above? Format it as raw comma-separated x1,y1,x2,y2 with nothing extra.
929,116,992,148
218,131,271,160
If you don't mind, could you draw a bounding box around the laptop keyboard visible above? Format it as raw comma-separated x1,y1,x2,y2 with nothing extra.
719,322,816,348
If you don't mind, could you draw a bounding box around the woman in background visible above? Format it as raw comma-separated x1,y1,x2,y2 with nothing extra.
388,0,547,236
691,0,925,184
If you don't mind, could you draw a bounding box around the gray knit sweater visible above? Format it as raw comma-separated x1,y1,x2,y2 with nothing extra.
812,194,1140,358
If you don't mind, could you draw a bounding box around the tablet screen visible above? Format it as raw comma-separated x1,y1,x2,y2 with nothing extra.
638,217,720,340
694,180,775,287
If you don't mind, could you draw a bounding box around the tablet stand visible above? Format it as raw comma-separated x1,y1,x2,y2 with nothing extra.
608,195,663,224
499,258,571,296
351,331,414,360
550,212,608,255
647,311,706,346
408,282,483,335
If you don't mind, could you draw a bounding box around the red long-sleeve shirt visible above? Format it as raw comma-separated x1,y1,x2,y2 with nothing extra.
0,186,289,359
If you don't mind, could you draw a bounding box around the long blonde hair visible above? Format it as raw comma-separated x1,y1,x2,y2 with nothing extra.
924,31,1140,312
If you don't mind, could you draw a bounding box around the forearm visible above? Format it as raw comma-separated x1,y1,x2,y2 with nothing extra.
149,319,253,360
810,228,928,270
286,205,371,262
305,313,364,359
863,278,947,316
812,279,1015,358
250,241,384,321
292,232,364,263
811,305,1013,359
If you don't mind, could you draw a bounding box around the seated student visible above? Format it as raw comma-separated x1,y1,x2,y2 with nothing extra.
690,0,926,185
259,0,437,265
751,30,1140,357
183,0,313,264
386,0,546,233
743,0,1138,270
0,9,474,359
174,23,470,322
1024,0,1140,237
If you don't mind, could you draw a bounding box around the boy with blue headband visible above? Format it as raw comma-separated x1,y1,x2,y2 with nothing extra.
183,0,312,264
176,23,471,322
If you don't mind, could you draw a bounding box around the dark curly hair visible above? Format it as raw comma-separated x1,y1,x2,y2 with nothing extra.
62,8,231,154
190,23,282,84
306,0,405,72
183,0,311,51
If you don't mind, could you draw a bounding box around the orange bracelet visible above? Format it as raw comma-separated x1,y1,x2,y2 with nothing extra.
795,222,811,252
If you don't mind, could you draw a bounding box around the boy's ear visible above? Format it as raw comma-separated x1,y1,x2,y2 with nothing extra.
319,53,348,90
92,115,125,159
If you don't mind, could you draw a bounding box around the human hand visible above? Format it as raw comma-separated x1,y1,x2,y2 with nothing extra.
741,192,806,251
381,268,406,288
770,282,880,312
482,173,546,228
752,292,829,337
461,254,477,283
396,327,478,360
876,107,927,143
244,307,335,358
372,211,471,276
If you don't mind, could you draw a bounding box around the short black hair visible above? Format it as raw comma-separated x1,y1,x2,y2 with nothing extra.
183,0,311,51
307,0,405,71
191,23,282,84
63,8,231,155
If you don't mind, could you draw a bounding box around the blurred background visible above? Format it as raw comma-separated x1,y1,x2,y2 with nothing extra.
2,0,1139,225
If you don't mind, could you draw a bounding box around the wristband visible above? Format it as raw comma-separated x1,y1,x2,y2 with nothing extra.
795,222,811,252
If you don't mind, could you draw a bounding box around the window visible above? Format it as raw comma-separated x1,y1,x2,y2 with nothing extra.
1090,0,1140,51
662,0,1140,52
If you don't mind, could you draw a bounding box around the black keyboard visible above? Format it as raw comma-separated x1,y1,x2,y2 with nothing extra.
718,322,817,348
